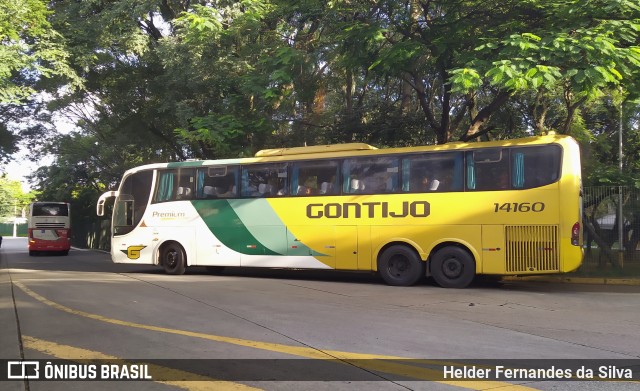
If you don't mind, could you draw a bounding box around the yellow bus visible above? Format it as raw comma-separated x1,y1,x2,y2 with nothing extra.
97,133,582,288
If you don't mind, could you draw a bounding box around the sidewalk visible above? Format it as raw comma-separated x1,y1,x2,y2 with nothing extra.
503,275,640,286
0,249,26,390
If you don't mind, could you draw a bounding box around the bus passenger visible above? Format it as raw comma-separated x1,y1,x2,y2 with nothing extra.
219,183,236,197
495,170,510,190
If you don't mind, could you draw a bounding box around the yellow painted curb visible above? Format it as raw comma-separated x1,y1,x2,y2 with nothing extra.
502,276,640,286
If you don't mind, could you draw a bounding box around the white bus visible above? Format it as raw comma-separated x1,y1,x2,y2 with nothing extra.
28,202,71,256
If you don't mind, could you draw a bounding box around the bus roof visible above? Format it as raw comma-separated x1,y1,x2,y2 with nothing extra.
255,143,377,157
122,132,574,175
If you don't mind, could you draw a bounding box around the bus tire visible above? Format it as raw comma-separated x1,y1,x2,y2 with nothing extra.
377,245,425,286
161,242,186,275
430,246,475,288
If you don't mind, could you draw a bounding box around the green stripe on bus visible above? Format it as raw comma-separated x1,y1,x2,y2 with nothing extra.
229,199,289,253
191,200,280,256
167,161,206,168
228,199,325,257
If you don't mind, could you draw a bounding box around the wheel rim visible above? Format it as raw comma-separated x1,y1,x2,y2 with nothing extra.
442,257,463,278
388,254,410,278
165,249,178,268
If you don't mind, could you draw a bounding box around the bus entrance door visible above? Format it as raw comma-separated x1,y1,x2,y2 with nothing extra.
335,226,358,270
481,225,506,274
287,226,335,268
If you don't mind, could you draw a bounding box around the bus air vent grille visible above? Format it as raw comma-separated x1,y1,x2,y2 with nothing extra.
35,223,66,229
505,225,559,273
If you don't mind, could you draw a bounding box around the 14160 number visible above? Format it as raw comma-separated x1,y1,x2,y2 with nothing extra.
494,202,545,213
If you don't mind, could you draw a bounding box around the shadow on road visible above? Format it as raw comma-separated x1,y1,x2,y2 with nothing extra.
4,238,640,293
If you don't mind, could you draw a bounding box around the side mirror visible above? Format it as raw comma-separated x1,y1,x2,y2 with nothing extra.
96,191,118,216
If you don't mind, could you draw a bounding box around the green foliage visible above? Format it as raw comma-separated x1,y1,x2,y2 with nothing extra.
580,96,640,188
450,0,640,122
0,175,34,218
449,69,482,93
0,0,80,103
3,0,639,227
175,114,268,158
163,0,281,156
0,0,83,164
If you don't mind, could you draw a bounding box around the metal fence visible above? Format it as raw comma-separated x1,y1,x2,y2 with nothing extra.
71,219,111,251
0,222,27,237
583,186,640,271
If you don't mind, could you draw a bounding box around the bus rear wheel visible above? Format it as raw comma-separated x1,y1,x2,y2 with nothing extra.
430,246,475,288
161,243,186,275
377,245,425,286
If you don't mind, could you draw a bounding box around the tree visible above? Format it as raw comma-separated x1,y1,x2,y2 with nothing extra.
0,0,80,161
0,0,79,102
23,2,640,190
0,175,34,219
167,0,281,157
325,1,640,143
449,0,640,140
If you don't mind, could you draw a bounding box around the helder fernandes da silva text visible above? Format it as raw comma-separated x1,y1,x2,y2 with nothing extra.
444,365,634,380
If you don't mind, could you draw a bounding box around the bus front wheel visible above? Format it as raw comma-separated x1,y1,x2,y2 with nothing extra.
161,243,186,275
377,245,425,286
430,246,475,288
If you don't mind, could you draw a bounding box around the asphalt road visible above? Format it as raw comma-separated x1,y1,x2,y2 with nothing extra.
1,237,639,391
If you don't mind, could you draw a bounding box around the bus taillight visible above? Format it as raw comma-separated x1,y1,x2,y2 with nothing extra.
571,222,580,246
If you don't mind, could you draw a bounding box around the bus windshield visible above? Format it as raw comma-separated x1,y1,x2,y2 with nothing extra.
28,201,71,256
32,203,69,217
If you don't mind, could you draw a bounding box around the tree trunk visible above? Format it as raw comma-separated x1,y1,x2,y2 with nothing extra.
584,218,620,268
345,70,353,115
461,90,511,141
400,74,413,113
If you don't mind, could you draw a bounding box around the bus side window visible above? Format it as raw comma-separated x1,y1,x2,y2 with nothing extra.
196,169,208,198
154,170,177,202
291,160,339,196
403,152,462,193
467,149,510,191
176,169,195,200
344,157,399,194
512,145,562,189
114,195,135,227
241,163,288,197
197,166,239,198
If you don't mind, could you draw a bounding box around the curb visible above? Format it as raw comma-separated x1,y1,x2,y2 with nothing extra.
71,247,110,254
502,276,640,286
